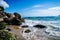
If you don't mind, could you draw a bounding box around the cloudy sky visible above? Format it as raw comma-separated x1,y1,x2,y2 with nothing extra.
1,0,60,17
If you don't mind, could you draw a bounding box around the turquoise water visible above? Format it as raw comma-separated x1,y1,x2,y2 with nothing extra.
23,16,60,21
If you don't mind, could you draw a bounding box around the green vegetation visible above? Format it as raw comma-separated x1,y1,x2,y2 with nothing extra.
0,6,25,40
0,22,7,30
0,30,16,40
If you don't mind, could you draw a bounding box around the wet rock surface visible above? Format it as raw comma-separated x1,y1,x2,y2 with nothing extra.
21,25,29,28
33,24,46,28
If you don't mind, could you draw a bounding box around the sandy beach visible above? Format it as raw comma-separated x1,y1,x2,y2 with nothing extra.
4,19,60,40
6,25,48,40
6,25,26,40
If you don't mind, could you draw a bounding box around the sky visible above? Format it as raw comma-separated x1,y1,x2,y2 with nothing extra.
0,0,60,17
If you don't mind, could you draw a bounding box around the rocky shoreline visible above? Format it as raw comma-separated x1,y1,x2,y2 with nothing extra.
0,6,60,40
0,6,25,40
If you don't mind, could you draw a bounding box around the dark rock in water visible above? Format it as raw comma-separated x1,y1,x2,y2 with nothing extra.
25,29,31,33
21,25,28,28
6,28,11,31
33,24,46,28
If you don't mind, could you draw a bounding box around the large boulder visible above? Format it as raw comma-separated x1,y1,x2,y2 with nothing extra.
0,6,4,11
4,12,12,18
3,18,12,25
11,17,22,26
14,12,21,19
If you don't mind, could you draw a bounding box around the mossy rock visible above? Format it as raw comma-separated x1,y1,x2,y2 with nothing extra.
25,29,31,33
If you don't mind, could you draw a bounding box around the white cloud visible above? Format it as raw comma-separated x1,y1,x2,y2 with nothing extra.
0,0,9,8
23,6,60,17
22,5,44,11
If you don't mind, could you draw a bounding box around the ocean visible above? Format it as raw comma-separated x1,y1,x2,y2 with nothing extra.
23,16,60,27
22,16,60,40
23,16,60,21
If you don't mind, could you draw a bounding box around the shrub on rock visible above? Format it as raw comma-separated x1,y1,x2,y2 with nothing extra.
0,22,7,30
0,30,16,40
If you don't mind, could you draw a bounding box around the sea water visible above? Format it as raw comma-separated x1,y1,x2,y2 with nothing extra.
21,16,60,40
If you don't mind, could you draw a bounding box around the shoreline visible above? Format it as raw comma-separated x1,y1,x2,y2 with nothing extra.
4,19,60,40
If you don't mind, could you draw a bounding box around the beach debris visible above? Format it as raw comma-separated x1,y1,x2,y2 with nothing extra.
33,24,46,28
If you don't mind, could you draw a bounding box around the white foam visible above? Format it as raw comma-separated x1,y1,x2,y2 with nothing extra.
21,19,60,40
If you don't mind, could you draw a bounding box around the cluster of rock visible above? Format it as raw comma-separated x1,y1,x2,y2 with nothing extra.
0,6,25,40
0,6,25,26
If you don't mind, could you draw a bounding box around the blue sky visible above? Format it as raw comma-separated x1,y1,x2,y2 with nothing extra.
0,0,60,17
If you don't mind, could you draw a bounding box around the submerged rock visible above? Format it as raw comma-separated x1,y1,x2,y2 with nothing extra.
33,24,46,29
21,25,29,28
